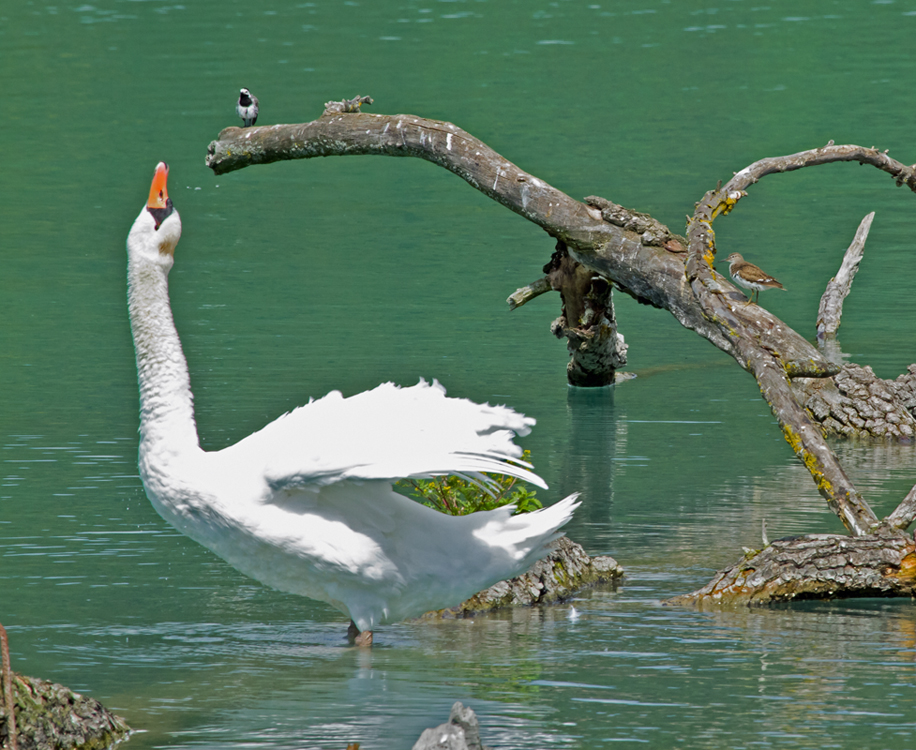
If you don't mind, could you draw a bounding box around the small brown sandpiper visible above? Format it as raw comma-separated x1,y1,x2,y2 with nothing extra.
724,252,785,305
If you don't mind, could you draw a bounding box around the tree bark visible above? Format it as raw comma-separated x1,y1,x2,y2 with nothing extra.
540,241,627,387
422,537,622,618
206,100,916,604
817,212,872,342
667,530,916,606
794,364,916,440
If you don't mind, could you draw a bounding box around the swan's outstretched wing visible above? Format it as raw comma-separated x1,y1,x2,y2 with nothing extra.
199,380,580,631
225,379,546,492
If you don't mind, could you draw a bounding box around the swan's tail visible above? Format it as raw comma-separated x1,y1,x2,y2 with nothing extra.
474,492,581,567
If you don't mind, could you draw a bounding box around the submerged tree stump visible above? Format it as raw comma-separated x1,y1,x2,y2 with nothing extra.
541,241,627,387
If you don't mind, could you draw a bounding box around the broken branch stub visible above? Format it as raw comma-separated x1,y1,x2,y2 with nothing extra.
817,212,873,341
507,277,552,310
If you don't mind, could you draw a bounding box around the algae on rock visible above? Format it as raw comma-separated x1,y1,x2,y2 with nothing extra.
1,671,130,750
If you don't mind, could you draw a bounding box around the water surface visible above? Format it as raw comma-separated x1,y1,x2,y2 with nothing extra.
3,1,916,747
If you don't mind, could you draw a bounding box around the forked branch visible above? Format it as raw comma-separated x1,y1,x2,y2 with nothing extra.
206,100,916,602
685,144,916,536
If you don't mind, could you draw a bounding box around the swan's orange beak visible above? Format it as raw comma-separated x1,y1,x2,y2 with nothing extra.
147,162,170,210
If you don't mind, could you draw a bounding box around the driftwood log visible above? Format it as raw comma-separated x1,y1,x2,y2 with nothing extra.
206,99,916,605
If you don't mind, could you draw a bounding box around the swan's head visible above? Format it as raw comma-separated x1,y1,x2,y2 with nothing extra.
127,162,182,265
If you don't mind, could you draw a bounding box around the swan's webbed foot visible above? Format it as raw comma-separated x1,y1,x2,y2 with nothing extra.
347,620,373,647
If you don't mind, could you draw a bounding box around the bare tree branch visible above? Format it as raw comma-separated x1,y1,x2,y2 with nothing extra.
507,278,552,310
726,142,916,191
882,483,916,532
207,108,838,378
685,166,898,536
817,212,873,341
207,107,601,244
206,102,916,603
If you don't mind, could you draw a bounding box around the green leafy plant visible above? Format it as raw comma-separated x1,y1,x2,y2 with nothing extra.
397,450,543,516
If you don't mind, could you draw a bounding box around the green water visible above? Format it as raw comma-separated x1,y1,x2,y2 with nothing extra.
3,1,916,747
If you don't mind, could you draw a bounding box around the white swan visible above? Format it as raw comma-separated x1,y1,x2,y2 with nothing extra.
127,162,580,644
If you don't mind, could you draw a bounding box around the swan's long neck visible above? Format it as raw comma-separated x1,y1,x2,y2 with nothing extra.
128,253,200,456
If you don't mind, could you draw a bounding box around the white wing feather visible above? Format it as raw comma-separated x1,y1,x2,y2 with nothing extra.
190,379,580,630
229,379,547,491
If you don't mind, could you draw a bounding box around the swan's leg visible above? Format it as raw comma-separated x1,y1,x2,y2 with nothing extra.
347,620,373,647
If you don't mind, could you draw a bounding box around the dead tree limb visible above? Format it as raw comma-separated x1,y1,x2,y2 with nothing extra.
206,100,916,603
667,530,916,606
206,104,840,377
678,148,916,603
507,278,552,310
682,149,914,537
817,212,873,342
